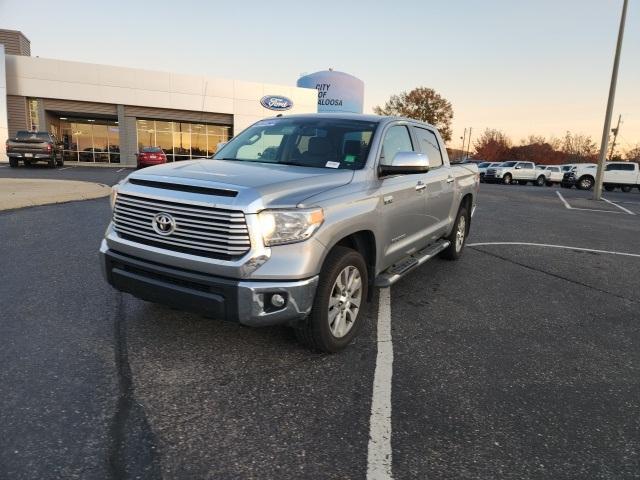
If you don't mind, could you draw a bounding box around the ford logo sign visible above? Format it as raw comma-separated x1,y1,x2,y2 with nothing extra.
260,95,293,111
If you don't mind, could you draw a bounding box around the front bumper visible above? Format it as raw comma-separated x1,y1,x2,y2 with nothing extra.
101,244,318,326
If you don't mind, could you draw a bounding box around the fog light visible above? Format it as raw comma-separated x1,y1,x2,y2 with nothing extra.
270,294,286,308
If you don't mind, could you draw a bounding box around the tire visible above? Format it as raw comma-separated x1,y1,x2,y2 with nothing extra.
536,176,546,187
503,173,512,185
604,185,615,192
621,185,632,193
295,246,368,353
48,154,56,168
577,176,594,190
9,158,19,168
440,204,469,261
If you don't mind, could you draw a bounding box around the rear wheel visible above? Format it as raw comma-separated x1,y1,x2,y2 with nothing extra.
621,185,632,193
48,154,56,168
441,204,469,261
503,173,512,185
604,185,615,192
295,246,368,353
9,158,18,168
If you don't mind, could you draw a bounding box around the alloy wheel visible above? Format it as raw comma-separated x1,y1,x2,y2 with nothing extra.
328,266,362,338
455,215,466,252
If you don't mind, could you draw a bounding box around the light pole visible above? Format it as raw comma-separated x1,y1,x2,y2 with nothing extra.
460,128,467,161
594,0,628,200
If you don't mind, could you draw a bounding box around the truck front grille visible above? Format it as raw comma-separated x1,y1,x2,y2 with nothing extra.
485,168,496,176
113,193,251,260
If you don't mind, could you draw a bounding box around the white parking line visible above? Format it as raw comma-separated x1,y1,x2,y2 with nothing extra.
468,242,640,259
602,197,635,215
555,191,622,214
58,166,72,170
556,191,572,209
367,288,394,480
116,168,125,172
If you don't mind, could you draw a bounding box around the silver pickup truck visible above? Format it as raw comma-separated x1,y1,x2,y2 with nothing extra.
100,114,478,352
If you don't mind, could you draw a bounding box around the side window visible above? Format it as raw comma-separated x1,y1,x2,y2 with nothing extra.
380,125,413,166
605,164,618,171
525,162,534,169
620,163,635,171
413,127,443,167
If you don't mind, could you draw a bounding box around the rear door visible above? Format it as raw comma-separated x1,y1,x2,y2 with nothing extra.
412,125,454,237
377,124,430,268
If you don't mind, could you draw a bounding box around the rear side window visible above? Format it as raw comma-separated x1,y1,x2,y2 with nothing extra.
413,127,443,167
619,163,635,171
380,125,413,166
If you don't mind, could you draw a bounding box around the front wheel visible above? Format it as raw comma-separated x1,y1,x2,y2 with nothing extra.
295,246,368,353
441,205,469,261
503,173,512,185
577,176,594,190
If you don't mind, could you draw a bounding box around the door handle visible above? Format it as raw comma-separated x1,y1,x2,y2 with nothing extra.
415,181,426,192
446,176,455,184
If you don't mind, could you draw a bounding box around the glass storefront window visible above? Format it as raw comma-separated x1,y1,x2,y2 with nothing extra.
191,124,207,158
136,119,231,162
60,118,119,163
27,99,40,131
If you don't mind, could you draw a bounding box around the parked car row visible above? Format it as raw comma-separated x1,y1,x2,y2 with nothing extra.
561,162,640,192
478,160,640,192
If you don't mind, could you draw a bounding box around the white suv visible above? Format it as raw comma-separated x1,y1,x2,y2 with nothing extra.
562,162,640,191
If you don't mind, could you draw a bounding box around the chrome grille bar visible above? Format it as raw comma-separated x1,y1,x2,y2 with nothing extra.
113,192,251,259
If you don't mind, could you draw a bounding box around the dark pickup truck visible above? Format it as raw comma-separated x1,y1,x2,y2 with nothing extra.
6,131,64,168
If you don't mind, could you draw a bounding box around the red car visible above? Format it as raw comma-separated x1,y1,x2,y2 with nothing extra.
137,147,167,168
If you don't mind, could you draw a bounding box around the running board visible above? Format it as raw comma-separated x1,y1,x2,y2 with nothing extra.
375,240,450,288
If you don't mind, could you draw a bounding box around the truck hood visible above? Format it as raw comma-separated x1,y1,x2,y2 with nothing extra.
125,159,354,212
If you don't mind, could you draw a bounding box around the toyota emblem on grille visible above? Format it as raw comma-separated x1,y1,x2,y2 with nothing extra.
152,212,176,236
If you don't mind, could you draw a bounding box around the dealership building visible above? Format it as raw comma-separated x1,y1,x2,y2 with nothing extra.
0,29,318,166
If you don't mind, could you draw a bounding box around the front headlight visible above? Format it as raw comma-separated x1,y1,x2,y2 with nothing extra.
258,208,324,246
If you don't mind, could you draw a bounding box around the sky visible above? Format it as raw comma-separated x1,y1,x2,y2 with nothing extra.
2,0,639,152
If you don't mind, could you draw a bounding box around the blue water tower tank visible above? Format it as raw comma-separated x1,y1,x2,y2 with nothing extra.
297,70,364,114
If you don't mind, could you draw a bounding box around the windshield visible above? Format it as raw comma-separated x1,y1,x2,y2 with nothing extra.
500,161,517,167
478,162,491,168
214,118,379,170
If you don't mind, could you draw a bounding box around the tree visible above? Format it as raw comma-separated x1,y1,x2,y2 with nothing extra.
374,87,454,141
626,144,640,162
473,129,511,162
561,131,597,162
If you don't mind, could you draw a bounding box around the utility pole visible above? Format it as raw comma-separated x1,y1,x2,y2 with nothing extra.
460,128,467,161
608,114,622,161
594,0,628,200
465,127,473,160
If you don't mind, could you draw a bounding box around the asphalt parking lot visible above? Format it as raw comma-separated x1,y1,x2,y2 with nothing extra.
1,167,639,479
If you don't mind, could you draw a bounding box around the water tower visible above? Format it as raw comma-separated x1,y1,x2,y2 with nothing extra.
297,69,364,114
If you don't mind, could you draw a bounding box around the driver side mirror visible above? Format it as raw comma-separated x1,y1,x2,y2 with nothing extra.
379,151,430,177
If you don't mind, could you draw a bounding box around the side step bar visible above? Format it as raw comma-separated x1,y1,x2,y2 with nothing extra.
375,240,450,288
